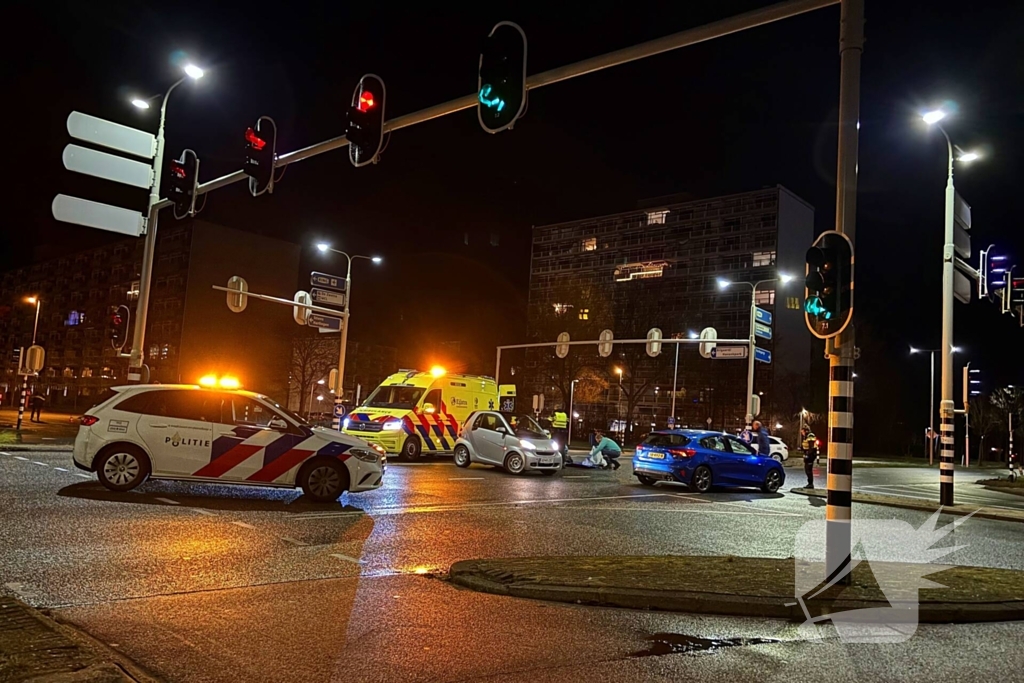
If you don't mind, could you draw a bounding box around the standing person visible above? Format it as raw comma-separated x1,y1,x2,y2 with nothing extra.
800,426,818,488
29,393,45,423
752,420,771,458
583,428,621,469
551,406,569,456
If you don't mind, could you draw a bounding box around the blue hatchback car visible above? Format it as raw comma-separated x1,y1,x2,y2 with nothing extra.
632,429,785,493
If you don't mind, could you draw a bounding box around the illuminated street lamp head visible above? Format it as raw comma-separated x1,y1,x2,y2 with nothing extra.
717,278,730,290
183,64,204,80
317,379,325,385
909,346,921,354
779,272,795,284
688,330,699,339
25,296,37,305
951,346,962,354
371,256,383,264
957,151,980,163
316,243,330,253
922,109,947,125
130,98,150,109
615,367,623,376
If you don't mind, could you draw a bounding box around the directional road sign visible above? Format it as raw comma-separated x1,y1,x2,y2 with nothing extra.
710,345,748,359
754,307,773,325
755,347,772,364
66,112,156,159
51,195,144,237
63,144,153,189
311,272,346,292
311,287,346,307
307,312,343,331
754,322,773,340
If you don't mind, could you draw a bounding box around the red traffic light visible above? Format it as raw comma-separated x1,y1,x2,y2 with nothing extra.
357,91,376,112
169,161,186,179
111,314,122,326
245,127,267,150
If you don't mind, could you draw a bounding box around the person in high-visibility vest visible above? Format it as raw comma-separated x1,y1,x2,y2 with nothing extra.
801,426,818,489
551,407,569,457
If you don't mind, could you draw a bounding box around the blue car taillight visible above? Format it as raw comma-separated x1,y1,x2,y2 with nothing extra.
669,447,697,460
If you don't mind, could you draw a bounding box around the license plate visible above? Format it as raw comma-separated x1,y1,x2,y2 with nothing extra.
540,458,553,465
646,453,666,459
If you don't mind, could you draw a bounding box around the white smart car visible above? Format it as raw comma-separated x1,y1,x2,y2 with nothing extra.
73,384,385,502
453,411,562,475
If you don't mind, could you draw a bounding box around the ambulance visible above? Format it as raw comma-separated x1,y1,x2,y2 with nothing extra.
343,367,516,459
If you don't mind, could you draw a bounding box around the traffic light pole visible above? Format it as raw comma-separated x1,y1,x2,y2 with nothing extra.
128,78,182,383
824,0,863,584
939,126,957,506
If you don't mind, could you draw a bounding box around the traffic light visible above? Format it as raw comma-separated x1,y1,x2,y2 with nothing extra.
109,305,129,352
1012,277,1024,306
243,117,277,196
168,150,199,218
477,21,527,134
804,230,853,339
347,74,386,168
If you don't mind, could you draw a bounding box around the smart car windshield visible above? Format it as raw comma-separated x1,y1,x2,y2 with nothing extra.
363,385,425,409
502,413,547,438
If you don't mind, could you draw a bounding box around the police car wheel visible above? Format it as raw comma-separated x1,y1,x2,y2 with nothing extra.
95,445,151,492
399,437,421,462
300,459,349,502
453,445,471,468
504,452,526,475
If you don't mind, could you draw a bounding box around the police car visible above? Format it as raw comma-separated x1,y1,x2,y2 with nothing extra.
73,384,385,502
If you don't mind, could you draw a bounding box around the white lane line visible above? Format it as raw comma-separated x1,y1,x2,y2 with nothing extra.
448,477,485,480
563,475,591,479
667,492,714,504
0,451,10,455
231,521,255,529
280,537,307,546
192,509,216,516
3,582,41,601
74,473,91,478
155,497,180,505
14,456,29,461
584,506,803,518
330,553,365,564
53,467,68,472
32,461,50,467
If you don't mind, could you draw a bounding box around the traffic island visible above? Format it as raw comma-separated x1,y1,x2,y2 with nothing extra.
448,555,1024,623
790,486,1024,523
0,596,158,682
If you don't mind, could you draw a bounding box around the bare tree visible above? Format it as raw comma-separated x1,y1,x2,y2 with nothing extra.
290,330,337,414
610,280,670,441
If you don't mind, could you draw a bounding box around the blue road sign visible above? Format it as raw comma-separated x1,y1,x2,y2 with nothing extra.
311,287,346,307
307,313,343,330
755,347,772,364
310,271,346,292
754,307,773,325
755,322,773,340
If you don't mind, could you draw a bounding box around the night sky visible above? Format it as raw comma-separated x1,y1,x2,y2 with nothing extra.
6,0,1024,449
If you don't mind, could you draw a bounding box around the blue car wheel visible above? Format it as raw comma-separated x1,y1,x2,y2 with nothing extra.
762,469,783,493
691,465,712,493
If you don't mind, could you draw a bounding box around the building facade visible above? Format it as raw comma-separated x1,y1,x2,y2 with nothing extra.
0,220,300,409
525,186,814,433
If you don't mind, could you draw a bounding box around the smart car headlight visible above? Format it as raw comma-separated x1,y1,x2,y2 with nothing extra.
519,439,537,450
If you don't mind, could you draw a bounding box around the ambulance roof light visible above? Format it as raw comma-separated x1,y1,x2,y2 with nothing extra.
430,366,447,378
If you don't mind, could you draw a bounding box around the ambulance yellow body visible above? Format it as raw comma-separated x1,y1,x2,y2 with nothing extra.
342,368,516,459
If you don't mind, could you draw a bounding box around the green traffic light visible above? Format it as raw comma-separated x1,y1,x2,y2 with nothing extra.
804,296,833,319
479,84,506,112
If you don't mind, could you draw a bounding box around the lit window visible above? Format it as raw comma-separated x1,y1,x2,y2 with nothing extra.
581,237,597,252
65,311,82,326
148,344,159,360
552,303,573,315
614,261,667,281
646,210,668,225
755,288,776,305
81,367,93,378
753,251,776,267
127,280,140,301
161,344,172,360
63,367,75,378
578,308,589,321
786,296,801,310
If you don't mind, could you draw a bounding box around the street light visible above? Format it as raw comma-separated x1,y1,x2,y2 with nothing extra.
910,345,940,465
316,243,383,429
23,296,41,345
717,272,794,426
127,58,207,385
921,105,983,506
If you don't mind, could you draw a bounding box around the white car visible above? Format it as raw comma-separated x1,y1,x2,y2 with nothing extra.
453,411,562,475
768,436,789,461
73,384,385,502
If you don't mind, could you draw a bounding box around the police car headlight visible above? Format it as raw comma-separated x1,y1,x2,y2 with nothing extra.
519,439,537,450
342,417,351,429
350,448,380,463
382,419,403,431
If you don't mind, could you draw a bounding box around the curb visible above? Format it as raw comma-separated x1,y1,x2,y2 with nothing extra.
789,487,1024,524
449,561,1024,624
0,444,75,452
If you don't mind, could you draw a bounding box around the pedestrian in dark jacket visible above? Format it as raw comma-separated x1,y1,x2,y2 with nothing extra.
751,420,771,457
29,394,45,422
801,426,818,488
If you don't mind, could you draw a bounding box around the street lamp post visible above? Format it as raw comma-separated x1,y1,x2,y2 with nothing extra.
567,378,579,450
16,296,42,431
718,273,793,427
128,63,204,384
910,347,938,465
308,378,325,420
615,367,623,441
921,108,981,505
316,244,382,429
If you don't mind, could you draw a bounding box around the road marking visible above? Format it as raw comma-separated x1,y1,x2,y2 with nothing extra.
330,553,365,564
583,506,802,518
855,485,1023,512
53,467,68,472
14,456,29,461
192,509,216,516
32,461,50,467
280,536,307,546
563,475,591,479
155,497,180,505
4,582,41,602
231,521,255,529
74,473,91,478
448,477,485,480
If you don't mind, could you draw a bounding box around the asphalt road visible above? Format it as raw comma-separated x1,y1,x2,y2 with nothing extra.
2,450,1023,682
